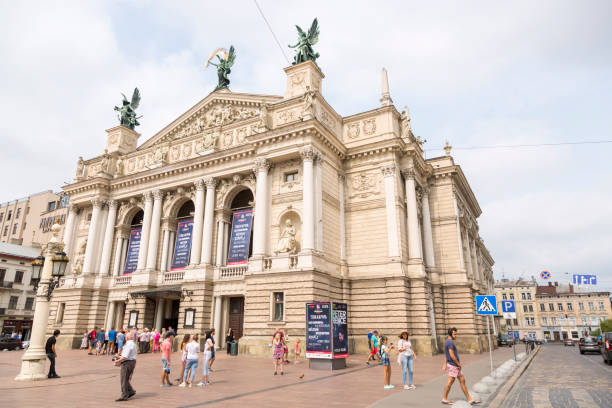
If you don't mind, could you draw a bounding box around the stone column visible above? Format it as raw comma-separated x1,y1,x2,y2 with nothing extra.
159,229,170,273
136,191,153,270
155,299,165,331
83,199,104,274
300,148,315,252
472,239,480,281
114,302,125,330
215,219,225,267
338,174,346,263
190,179,205,266
421,188,436,268
252,158,271,257
402,168,422,260
105,301,116,330
464,231,474,278
315,154,324,251
453,194,466,270
167,230,176,269
63,204,78,255
382,165,400,259
112,236,125,276
213,296,222,347
146,190,163,270
99,200,118,276
119,237,128,274
201,177,217,265
222,222,230,264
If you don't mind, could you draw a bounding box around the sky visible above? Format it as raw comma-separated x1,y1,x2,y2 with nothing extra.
1,1,611,292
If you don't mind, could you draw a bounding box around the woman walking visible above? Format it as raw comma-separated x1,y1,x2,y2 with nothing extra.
198,331,215,386
152,329,161,353
272,332,284,375
207,329,216,371
116,330,125,356
179,334,200,388
225,328,234,355
398,331,416,389
177,333,191,383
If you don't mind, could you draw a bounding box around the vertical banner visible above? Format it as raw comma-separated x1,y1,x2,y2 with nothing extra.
226,209,253,265
123,226,141,274
305,302,332,359
332,302,348,358
170,218,193,270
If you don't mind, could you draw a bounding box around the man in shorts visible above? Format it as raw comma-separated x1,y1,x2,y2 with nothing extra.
160,331,174,387
441,327,480,405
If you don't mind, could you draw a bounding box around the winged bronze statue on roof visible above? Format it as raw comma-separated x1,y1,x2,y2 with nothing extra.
289,18,320,66
114,88,141,130
205,45,236,91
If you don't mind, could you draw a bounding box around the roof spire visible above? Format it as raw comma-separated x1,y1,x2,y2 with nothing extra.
380,67,392,107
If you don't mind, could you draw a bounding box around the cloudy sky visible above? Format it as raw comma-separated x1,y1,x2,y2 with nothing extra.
1,1,611,291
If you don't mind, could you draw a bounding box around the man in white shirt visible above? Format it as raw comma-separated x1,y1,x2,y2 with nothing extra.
114,332,137,401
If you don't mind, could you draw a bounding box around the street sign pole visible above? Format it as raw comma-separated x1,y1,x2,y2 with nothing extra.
487,316,493,374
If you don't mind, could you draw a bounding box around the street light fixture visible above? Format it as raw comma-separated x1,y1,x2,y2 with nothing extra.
30,255,45,291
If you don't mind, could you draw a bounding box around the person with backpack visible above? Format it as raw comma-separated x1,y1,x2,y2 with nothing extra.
366,330,379,366
88,327,97,355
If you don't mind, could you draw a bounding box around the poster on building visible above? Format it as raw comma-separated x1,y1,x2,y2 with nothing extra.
170,218,193,270
332,302,348,358
123,227,141,274
226,209,253,265
306,302,332,359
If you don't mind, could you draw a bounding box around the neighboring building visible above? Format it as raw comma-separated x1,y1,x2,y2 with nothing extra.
0,242,40,339
536,281,612,342
48,59,494,354
0,191,69,247
495,279,540,341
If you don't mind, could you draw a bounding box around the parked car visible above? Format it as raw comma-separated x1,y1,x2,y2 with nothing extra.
0,337,23,350
497,334,514,347
564,338,574,346
578,337,600,354
601,332,612,365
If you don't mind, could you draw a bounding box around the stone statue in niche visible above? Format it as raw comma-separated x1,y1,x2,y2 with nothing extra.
115,157,124,176
275,219,298,255
75,156,84,180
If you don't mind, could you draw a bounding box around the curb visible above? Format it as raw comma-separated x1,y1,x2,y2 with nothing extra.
486,346,541,408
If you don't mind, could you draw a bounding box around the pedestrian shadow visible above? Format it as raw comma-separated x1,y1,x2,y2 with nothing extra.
131,392,157,399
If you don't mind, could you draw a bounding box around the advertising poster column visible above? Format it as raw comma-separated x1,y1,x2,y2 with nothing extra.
306,302,347,370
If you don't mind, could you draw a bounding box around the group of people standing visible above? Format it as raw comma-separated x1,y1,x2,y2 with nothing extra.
81,326,175,357
271,328,301,375
366,329,417,390
178,329,217,387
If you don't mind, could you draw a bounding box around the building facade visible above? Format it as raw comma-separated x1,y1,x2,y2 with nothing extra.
0,242,40,339
495,279,540,341
47,60,494,355
0,191,69,247
536,282,611,341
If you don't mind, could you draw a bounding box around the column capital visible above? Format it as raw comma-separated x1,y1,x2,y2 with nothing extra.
338,173,345,183
194,178,205,191
299,146,316,162
152,190,163,201
253,157,271,172
91,198,105,209
401,167,416,180
381,164,396,177
107,199,118,210
67,203,79,213
143,191,153,202
421,186,430,196
204,176,218,189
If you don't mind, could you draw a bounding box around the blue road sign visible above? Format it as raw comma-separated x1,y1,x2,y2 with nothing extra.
476,295,498,315
573,274,597,285
501,300,515,313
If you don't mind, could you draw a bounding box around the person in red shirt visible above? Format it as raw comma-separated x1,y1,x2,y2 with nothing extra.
88,327,97,355
160,332,174,387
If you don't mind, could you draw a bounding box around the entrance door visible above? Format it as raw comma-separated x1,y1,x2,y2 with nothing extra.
562,331,568,340
553,331,561,342
229,297,244,339
163,300,179,333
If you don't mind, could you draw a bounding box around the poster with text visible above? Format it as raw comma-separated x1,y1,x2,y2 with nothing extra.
306,302,332,359
170,218,193,270
226,209,253,265
332,302,348,358
123,226,141,274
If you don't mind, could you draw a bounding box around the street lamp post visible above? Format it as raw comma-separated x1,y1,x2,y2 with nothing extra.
15,223,68,381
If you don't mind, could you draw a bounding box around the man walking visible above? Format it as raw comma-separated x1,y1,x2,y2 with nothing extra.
441,327,480,405
108,327,117,355
160,331,174,387
45,329,61,378
114,332,137,401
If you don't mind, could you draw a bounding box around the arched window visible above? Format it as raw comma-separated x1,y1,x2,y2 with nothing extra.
226,189,254,265
169,201,195,270
123,210,144,274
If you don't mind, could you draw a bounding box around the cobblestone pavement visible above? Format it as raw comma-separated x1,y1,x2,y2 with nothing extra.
0,345,508,407
500,344,612,408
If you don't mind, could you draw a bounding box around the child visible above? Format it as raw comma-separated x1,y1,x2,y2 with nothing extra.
80,330,88,350
283,330,290,363
366,330,379,366
294,338,301,363
380,336,395,389
272,332,284,375
160,332,174,387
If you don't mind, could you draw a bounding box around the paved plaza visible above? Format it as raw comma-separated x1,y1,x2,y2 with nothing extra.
0,346,515,407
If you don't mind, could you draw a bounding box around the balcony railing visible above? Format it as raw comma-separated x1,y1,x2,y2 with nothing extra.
220,265,247,279
114,275,132,286
0,281,14,289
163,271,185,282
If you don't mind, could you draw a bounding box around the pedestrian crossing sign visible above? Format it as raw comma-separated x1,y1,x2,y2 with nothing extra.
476,295,498,315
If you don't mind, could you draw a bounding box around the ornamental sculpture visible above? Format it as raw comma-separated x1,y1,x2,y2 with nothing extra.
289,18,320,65
114,88,141,130
276,219,298,255
205,46,236,91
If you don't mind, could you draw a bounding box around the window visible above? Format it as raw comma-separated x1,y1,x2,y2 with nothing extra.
521,293,526,300
16,208,21,219
0,268,5,282
513,319,518,326
502,293,507,300
47,201,56,212
12,223,18,234
56,303,65,324
540,304,545,312
272,292,284,321
524,318,530,326
8,296,18,309
549,303,554,311
557,303,563,311
559,314,566,325
505,319,511,326
581,315,587,325
523,305,528,313
579,302,585,311
24,297,34,310
284,172,299,183
551,316,558,325
87,213,92,221
528,305,533,312
590,315,599,325
598,301,605,311
14,270,24,283
510,293,514,300
7,210,12,220
588,302,595,311
567,303,573,311
2,226,8,236
526,293,532,300
541,316,548,325
0,212,3,219
569,316,576,325
528,331,536,339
